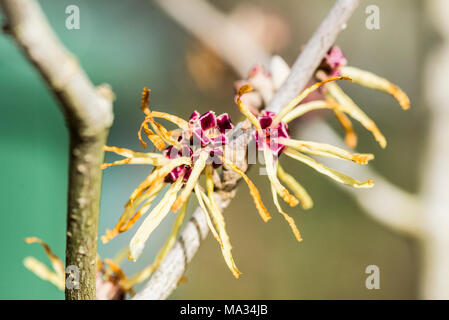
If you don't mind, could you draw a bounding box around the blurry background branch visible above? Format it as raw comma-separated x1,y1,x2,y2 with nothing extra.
155,0,270,77
134,0,380,300
0,0,114,299
419,0,449,299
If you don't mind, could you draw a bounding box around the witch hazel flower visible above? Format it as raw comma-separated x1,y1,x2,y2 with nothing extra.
253,110,290,156
313,46,410,148
320,46,348,76
100,88,272,279
235,76,395,241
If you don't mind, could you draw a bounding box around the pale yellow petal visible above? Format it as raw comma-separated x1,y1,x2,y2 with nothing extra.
272,76,352,127
270,185,302,242
236,85,262,130
101,156,170,169
263,145,299,207
341,66,410,110
138,121,165,150
102,158,190,243
333,109,358,149
129,177,184,261
325,82,387,148
103,145,166,159
150,111,189,130
171,151,209,212
119,193,158,233
194,184,221,245
149,119,182,147
123,199,188,289
204,166,241,278
23,257,65,290
221,157,271,222
279,138,374,165
284,148,374,188
277,163,313,210
127,157,190,203
282,100,339,123
24,237,64,278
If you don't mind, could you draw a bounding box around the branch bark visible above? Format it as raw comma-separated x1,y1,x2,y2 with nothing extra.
1,0,114,299
134,0,361,300
267,0,360,113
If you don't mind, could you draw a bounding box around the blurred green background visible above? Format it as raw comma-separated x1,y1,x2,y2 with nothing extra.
0,0,428,299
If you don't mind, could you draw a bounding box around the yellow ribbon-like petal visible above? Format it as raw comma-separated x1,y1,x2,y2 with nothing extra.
270,185,302,242
340,66,410,110
129,177,184,261
277,163,313,210
204,166,241,278
279,138,374,165
263,145,299,207
272,76,352,127
123,199,188,290
284,148,374,188
171,151,209,212
221,157,271,222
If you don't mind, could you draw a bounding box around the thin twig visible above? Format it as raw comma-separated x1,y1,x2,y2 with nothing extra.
267,0,360,113
135,0,360,300
1,0,114,299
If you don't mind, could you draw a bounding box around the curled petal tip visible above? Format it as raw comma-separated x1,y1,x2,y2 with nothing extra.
282,191,299,207
359,179,375,188
345,134,358,149
129,240,145,262
238,84,253,96
352,153,375,165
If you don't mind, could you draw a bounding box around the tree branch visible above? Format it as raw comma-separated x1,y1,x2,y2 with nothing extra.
1,0,114,299
134,0,360,300
267,0,360,113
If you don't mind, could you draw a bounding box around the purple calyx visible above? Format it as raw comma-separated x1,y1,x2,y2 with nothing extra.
163,145,193,183
164,110,234,183
253,110,290,156
216,113,234,133
321,46,347,76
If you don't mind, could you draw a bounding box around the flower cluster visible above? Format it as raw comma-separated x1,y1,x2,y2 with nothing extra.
98,52,410,279
315,46,410,148
234,76,381,242
101,88,255,278
163,110,233,182
24,48,410,285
